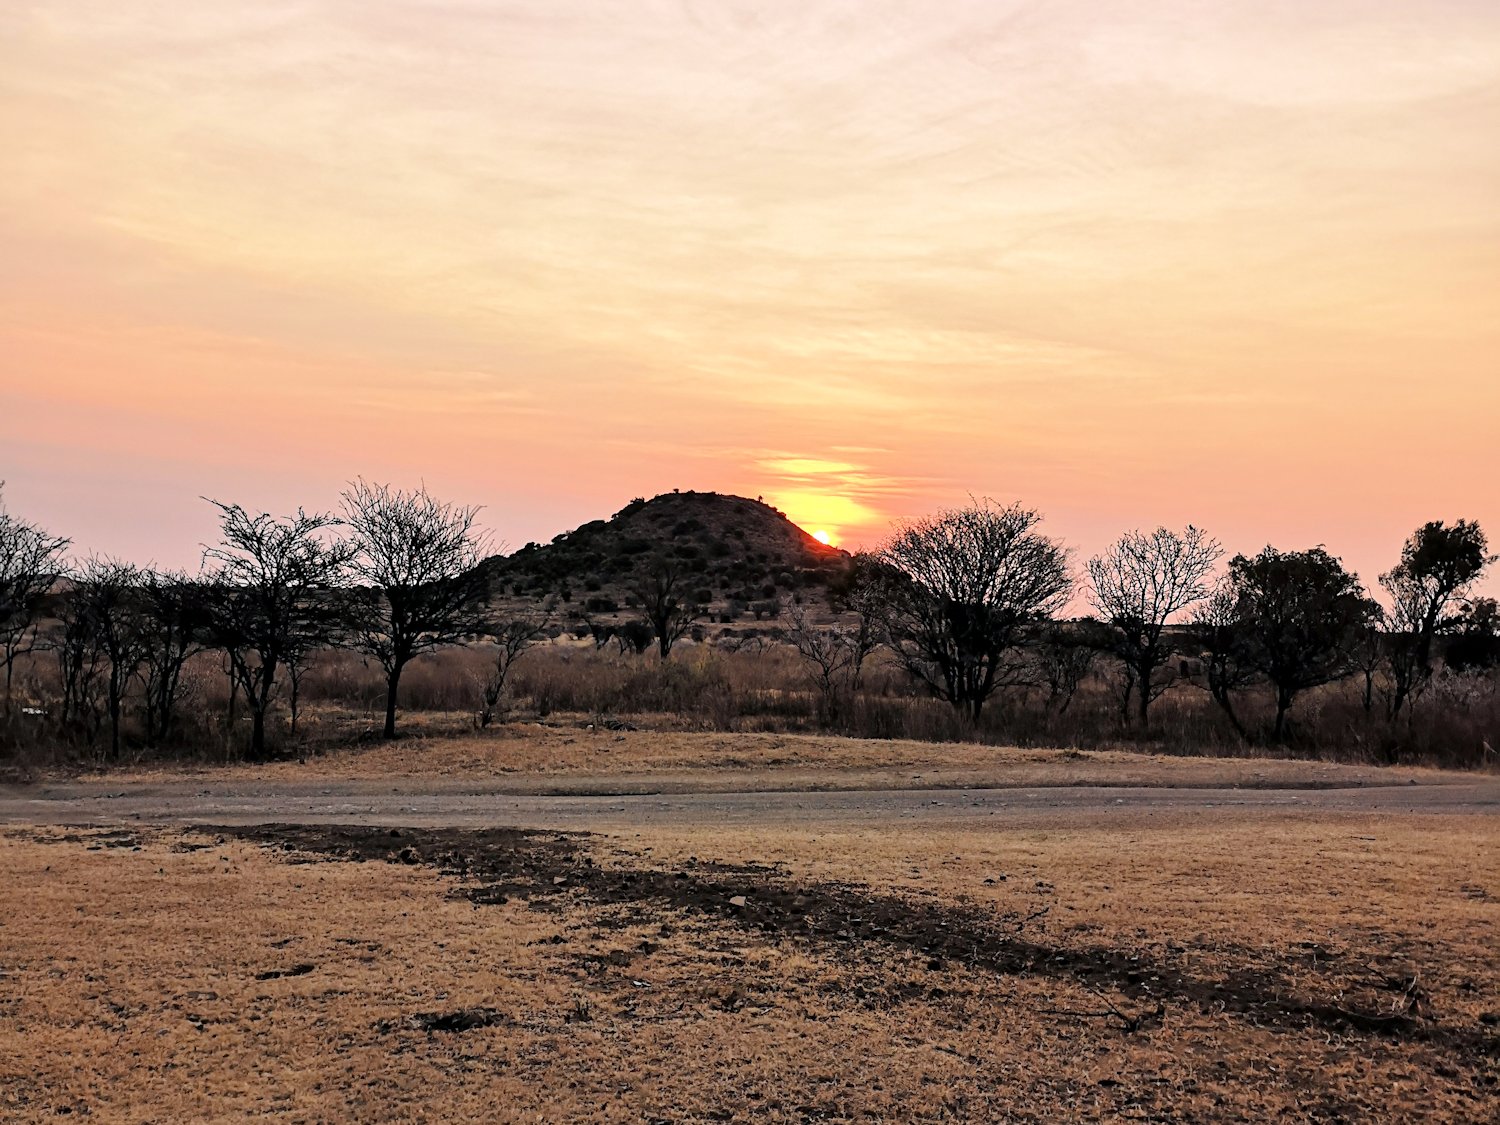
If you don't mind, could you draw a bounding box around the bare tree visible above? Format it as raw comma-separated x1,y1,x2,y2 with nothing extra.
202,502,353,760
1033,619,1102,715
476,604,553,728
783,600,878,725
876,501,1071,722
1086,525,1221,727
0,484,71,713
340,481,491,739
629,558,702,659
1380,520,1493,717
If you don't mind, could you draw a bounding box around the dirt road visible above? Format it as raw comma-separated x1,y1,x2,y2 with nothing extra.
4,773,1497,830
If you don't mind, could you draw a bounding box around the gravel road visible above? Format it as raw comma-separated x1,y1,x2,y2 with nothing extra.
3,775,1497,831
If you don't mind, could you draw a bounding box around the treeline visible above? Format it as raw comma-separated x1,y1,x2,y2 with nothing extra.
1,482,1496,767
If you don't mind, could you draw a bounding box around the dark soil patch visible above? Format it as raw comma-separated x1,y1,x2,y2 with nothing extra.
254,962,316,981
217,823,1498,1068
378,1007,507,1034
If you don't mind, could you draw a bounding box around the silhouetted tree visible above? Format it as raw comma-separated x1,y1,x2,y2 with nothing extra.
613,619,655,656
1226,546,1375,742
630,558,702,659
69,558,151,759
202,502,352,759
1347,601,1388,714
1186,583,1255,738
0,485,70,713
1086,525,1221,727
1033,619,1103,715
138,570,210,744
1446,598,1500,672
340,480,490,739
1380,520,1493,716
877,501,1071,722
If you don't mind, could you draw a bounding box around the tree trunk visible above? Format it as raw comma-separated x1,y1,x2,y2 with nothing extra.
108,682,122,760
1273,688,1293,743
250,706,266,760
1135,658,1152,727
383,662,403,740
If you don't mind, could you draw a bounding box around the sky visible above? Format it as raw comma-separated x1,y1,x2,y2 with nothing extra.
2,1,1498,593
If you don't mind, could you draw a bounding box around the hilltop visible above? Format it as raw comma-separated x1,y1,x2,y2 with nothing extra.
476,491,852,624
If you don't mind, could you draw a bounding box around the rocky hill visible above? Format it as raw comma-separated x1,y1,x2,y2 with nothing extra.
476,491,851,625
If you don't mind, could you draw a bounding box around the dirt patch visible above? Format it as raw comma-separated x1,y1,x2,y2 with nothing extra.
219,823,1498,1068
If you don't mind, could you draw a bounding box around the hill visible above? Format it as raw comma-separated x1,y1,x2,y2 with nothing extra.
476,491,851,625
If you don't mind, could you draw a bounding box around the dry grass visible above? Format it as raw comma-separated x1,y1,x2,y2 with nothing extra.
3,810,1496,1122
81,726,1463,795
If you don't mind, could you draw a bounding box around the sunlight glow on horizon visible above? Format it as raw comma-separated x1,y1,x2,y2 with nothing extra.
1,2,1497,588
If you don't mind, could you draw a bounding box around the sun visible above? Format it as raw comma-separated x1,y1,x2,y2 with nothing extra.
812,529,832,545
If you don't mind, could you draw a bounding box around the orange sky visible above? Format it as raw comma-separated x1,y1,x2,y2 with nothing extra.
2,2,1498,592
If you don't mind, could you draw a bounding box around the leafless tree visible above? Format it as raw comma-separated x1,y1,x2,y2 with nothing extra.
202,502,353,760
1086,525,1221,727
0,484,70,713
340,480,491,739
1033,620,1102,715
783,600,879,725
1380,520,1493,717
876,500,1071,722
629,558,702,659
476,603,553,728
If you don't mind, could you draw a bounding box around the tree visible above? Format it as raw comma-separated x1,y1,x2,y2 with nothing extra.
1086,526,1221,726
1226,546,1375,742
1033,619,1102,715
783,599,880,725
1445,598,1500,673
876,501,1071,722
70,558,150,759
55,584,106,741
202,502,353,760
476,603,553,728
629,558,702,659
0,484,70,713
1185,583,1256,738
138,570,210,744
340,480,491,739
1380,520,1493,716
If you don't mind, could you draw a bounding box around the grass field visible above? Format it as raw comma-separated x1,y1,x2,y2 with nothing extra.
72,726,1458,795
3,791,1496,1121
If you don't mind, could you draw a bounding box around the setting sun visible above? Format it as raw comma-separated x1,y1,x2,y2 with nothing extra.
812,529,832,546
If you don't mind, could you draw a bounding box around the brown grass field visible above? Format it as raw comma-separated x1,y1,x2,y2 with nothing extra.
2,730,1497,1123
70,725,1458,794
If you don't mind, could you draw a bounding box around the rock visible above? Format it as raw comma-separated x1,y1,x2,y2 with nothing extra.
728,895,748,909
